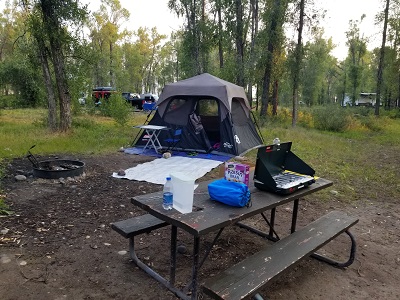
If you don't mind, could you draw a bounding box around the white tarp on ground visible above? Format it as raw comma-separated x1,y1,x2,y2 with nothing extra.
112,156,223,185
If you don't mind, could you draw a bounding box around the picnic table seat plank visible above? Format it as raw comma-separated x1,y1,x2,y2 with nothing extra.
203,210,358,300
111,214,168,238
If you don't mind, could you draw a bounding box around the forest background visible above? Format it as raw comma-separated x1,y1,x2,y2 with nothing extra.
0,0,400,132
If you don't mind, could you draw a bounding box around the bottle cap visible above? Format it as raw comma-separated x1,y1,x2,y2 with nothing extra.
166,177,171,180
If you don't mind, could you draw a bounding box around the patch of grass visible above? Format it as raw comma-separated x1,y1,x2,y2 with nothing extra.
1,108,399,206
0,108,147,158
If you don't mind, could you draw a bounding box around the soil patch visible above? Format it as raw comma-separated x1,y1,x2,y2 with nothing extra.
1,152,399,300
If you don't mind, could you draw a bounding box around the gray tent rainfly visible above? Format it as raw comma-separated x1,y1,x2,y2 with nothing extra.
135,73,263,157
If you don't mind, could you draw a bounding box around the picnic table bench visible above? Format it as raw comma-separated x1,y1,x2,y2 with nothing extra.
111,214,169,263
202,210,358,300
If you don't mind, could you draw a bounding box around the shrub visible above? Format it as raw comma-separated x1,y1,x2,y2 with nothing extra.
100,95,132,126
312,105,350,132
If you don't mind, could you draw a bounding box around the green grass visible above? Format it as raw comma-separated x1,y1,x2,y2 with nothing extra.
1,108,399,207
0,108,151,158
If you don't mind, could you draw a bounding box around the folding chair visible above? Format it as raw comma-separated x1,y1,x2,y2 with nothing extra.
164,128,182,152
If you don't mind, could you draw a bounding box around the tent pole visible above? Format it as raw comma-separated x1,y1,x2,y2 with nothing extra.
131,109,155,146
250,110,265,144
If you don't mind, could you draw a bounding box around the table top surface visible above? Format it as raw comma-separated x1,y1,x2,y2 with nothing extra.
132,176,333,237
134,125,168,130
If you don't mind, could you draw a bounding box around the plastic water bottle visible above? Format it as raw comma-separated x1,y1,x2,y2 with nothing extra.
163,177,173,210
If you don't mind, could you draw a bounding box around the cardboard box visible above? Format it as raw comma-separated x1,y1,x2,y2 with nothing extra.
224,162,250,186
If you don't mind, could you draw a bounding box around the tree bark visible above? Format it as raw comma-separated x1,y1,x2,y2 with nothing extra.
292,0,305,127
40,0,72,131
235,0,244,86
375,0,390,116
217,0,224,68
38,43,57,131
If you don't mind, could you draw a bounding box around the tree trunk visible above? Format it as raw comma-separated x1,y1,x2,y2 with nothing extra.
51,44,71,131
38,44,57,131
40,0,72,131
109,41,114,87
217,0,224,68
291,0,305,127
272,80,278,115
235,0,244,86
375,0,390,116
260,0,284,117
247,0,259,102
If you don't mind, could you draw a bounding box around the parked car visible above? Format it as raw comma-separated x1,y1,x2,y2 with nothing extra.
130,93,159,110
122,92,140,102
92,86,117,105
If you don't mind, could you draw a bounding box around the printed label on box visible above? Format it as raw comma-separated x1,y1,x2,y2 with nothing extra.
224,162,250,186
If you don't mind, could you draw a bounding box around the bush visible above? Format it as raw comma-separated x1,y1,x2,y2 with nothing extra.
100,95,132,126
312,105,350,132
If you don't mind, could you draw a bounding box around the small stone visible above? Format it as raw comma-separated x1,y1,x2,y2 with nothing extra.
19,261,27,266
177,245,187,254
1,228,9,235
162,152,171,159
103,243,111,246
285,207,292,213
15,175,27,181
330,190,339,196
117,169,126,176
118,250,128,255
0,254,11,264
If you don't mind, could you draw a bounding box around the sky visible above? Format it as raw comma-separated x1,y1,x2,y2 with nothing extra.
1,0,385,61
316,0,384,60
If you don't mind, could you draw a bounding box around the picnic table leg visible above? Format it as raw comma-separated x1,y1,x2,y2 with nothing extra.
269,207,276,237
291,198,300,233
170,226,177,284
191,236,201,300
311,230,357,268
129,231,190,300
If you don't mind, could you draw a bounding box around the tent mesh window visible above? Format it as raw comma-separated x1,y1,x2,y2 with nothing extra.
164,98,192,126
197,99,220,144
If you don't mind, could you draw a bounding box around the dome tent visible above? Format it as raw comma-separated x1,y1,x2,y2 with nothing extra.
135,73,263,157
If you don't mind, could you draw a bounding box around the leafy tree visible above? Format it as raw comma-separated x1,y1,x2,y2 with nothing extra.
90,0,129,87
301,33,334,106
345,17,367,105
259,0,288,117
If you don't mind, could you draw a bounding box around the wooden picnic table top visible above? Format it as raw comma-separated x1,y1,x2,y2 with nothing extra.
132,176,333,237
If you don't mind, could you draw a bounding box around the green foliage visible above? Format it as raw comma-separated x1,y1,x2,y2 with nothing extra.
312,105,350,132
101,95,132,126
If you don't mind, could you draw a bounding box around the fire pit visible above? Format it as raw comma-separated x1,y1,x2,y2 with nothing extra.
33,159,85,179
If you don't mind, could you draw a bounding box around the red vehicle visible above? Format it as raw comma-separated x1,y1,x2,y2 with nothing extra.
92,86,117,105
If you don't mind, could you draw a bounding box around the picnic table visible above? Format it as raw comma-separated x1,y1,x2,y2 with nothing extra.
113,175,358,300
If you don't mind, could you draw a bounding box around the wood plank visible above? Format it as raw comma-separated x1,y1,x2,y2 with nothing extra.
203,211,358,300
111,214,168,238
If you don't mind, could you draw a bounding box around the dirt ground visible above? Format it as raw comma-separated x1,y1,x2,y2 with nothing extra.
0,151,399,300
